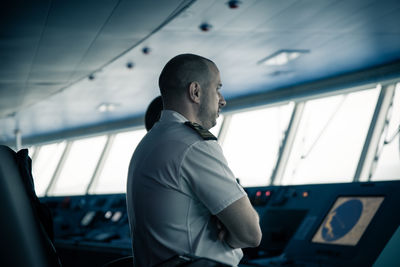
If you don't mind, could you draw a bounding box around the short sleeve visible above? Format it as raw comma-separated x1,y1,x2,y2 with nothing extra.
180,140,246,215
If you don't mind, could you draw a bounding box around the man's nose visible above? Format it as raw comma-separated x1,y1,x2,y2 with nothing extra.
219,94,226,107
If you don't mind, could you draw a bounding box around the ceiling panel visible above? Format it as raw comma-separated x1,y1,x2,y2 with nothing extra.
333,0,400,34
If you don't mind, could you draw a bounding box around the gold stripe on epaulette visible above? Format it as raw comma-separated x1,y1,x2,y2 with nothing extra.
184,121,217,141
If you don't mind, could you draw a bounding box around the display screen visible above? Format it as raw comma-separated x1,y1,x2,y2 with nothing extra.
312,196,384,246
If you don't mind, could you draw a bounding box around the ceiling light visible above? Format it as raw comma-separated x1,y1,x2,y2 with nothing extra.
126,62,134,69
142,47,151,55
97,103,118,113
259,50,309,66
227,0,241,9
199,23,212,32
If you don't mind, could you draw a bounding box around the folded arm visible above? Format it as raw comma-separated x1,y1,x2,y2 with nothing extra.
181,141,262,248
216,196,262,248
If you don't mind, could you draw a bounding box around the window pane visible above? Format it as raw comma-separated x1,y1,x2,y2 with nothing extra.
281,88,380,185
51,135,107,196
90,129,146,194
372,84,400,181
32,142,66,196
27,146,35,158
223,103,294,187
209,115,224,137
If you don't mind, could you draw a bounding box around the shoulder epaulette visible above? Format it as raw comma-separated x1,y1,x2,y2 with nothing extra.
184,121,217,141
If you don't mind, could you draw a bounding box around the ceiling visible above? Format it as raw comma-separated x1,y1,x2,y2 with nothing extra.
1,0,400,144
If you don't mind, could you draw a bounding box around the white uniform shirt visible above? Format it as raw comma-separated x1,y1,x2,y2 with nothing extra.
126,110,246,266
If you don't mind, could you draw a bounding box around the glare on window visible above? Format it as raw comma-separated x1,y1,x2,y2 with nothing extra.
27,146,35,158
50,135,107,196
371,84,400,181
222,103,294,187
281,87,380,185
32,142,67,196
209,115,224,138
90,129,146,194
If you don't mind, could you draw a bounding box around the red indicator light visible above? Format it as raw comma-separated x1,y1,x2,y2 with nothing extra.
302,191,309,197
256,191,262,197
265,191,271,197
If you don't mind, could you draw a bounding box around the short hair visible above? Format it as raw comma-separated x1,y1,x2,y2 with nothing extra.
144,96,163,131
158,54,214,101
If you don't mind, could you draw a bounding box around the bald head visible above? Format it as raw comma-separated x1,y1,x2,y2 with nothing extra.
158,54,225,129
158,54,215,104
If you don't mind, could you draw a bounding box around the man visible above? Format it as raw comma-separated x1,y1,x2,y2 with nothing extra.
126,54,261,266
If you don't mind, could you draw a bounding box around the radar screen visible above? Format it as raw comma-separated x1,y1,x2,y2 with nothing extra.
312,196,384,246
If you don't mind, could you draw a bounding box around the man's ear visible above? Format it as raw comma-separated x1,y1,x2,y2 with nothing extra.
189,81,201,104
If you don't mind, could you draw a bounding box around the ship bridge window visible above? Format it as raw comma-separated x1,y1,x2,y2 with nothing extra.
50,135,107,196
371,83,400,181
32,141,66,196
89,129,146,194
210,115,224,138
222,102,294,187
281,87,380,185
27,146,35,158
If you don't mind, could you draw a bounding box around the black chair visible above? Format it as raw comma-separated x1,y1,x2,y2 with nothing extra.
0,145,61,267
155,255,231,267
102,255,134,267
102,254,230,267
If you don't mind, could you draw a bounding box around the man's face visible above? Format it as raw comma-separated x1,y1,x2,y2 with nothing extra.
198,64,226,130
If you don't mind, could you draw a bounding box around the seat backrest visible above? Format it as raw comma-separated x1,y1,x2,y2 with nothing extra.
0,145,60,267
102,256,134,267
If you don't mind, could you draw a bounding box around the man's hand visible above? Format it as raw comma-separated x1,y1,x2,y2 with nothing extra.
212,216,228,242
213,216,239,249
216,217,227,241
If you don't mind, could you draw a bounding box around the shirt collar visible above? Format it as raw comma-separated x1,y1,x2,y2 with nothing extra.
159,110,189,124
